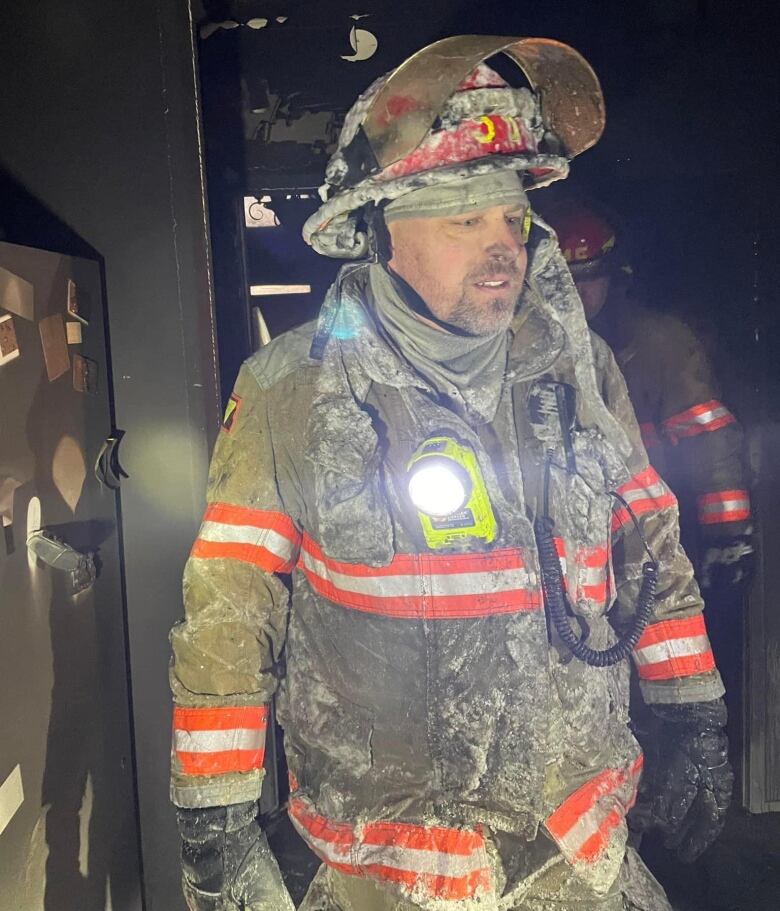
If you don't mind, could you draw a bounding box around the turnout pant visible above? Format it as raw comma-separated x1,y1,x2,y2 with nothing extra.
298,846,672,911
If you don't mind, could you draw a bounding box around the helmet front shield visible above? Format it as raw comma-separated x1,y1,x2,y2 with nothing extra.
360,35,605,171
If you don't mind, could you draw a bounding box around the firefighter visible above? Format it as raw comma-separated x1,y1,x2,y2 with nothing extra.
544,201,753,734
544,201,753,601
169,38,733,911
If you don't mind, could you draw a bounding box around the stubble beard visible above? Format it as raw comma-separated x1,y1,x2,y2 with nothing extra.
445,257,524,335
447,283,522,336
398,248,524,336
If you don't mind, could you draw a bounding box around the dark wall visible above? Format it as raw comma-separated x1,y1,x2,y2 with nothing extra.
0,3,219,909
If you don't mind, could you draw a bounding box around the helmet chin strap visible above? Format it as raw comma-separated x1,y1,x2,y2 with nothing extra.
365,203,393,263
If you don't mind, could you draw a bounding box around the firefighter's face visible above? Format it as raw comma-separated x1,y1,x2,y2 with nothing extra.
387,203,528,335
575,274,611,321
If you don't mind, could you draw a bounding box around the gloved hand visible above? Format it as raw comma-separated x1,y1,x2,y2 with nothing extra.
629,699,733,863
700,532,754,598
177,800,295,911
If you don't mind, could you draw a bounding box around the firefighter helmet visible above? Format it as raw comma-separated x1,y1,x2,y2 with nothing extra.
303,35,605,258
543,202,630,279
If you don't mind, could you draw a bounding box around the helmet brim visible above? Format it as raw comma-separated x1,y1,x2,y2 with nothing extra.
362,35,605,169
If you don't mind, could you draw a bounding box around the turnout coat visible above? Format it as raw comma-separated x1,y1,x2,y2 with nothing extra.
169,235,723,906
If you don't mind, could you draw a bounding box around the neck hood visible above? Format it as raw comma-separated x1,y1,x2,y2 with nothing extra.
311,212,632,456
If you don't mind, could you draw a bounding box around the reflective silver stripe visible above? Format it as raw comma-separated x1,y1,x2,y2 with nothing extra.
550,765,641,862
633,634,710,667
579,565,607,587
355,841,487,878
290,811,486,879
174,728,264,753
299,549,537,597
699,496,750,516
679,404,730,428
555,803,614,859
198,521,296,560
289,821,350,864
620,480,669,504
554,554,606,595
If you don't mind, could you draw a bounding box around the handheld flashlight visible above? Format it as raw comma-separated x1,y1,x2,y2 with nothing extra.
406,436,497,549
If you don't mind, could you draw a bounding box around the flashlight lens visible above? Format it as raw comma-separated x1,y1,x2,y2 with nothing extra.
408,460,469,517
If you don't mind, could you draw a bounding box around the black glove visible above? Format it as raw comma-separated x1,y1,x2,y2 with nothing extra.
700,532,754,598
177,800,294,911
629,699,733,863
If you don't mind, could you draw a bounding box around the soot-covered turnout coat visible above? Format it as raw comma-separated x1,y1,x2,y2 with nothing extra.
170,232,723,907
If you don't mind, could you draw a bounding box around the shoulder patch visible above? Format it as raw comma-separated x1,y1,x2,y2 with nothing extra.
221,392,242,433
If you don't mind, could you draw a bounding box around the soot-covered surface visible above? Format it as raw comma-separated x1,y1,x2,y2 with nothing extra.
268,806,780,909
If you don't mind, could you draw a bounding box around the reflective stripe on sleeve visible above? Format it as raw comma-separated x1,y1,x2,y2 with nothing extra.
663,400,736,442
632,614,716,680
288,793,492,902
611,466,677,532
298,534,542,619
545,756,643,864
697,489,751,525
190,503,301,572
172,705,268,775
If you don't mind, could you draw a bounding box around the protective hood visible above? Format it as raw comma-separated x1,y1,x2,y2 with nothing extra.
310,213,632,458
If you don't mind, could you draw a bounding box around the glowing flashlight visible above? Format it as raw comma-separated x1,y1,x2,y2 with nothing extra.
406,436,497,549
407,456,471,517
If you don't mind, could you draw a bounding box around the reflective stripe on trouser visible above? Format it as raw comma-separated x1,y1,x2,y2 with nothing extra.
288,792,492,903
298,848,670,910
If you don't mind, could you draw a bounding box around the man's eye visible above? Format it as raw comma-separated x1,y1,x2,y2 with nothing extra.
454,218,478,227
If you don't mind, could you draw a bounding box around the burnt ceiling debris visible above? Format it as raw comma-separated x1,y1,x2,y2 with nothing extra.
196,0,777,191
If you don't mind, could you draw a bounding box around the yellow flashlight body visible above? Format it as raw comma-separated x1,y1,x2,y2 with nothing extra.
407,436,497,549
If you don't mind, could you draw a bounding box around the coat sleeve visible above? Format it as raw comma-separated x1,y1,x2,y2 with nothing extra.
597,341,725,706
169,364,301,808
653,319,750,540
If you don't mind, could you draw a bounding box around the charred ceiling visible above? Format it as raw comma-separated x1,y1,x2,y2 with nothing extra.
196,0,777,191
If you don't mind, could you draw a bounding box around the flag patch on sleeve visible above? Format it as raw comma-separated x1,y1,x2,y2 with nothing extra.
221,393,242,433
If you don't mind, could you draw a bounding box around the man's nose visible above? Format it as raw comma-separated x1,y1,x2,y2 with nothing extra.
484,223,523,258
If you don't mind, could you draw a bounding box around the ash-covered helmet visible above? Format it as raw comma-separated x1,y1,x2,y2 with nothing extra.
303,35,605,259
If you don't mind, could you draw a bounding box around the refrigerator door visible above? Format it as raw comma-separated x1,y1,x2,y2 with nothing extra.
0,242,142,910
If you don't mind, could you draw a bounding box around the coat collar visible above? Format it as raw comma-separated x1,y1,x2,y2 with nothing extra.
330,262,565,401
